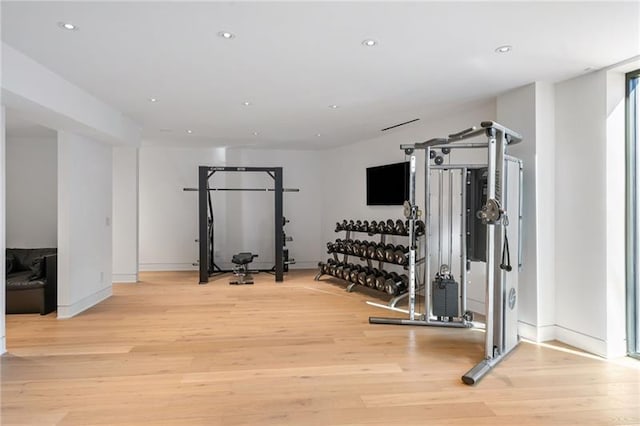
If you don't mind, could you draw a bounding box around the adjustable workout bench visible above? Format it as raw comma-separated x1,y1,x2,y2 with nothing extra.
230,252,258,285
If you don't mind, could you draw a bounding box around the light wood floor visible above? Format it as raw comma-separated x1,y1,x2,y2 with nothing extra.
2,270,639,425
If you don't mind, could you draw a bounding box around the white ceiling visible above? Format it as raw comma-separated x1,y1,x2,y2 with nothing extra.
2,1,639,149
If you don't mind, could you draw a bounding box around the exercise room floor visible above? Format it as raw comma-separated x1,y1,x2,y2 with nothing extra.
2,270,639,425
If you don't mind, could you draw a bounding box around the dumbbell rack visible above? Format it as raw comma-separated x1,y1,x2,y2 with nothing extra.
315,221,424,307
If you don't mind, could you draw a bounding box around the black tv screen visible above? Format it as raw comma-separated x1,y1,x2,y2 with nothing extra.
366,161,409,206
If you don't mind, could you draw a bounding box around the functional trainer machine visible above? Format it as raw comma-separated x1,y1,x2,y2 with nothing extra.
184,166,299,284
369,121,523,385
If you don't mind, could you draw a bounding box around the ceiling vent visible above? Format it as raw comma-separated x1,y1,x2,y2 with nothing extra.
381,118,420,132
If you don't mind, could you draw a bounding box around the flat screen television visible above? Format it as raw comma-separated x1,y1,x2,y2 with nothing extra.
366,161,409,206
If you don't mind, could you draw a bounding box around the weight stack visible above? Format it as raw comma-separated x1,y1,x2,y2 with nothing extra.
431,277,459,318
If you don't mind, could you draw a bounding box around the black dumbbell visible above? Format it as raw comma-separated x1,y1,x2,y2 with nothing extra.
416,220,426,236
361,220,370,233
349,265,363,283
344,220,354,231
341,220,348,230
442,147,451,155
374,271,390,291
376,244,393,261
394,245,408,265
342,263,355,280
335,222,343,232
368,221,379,234
384,273,409,295
383,272,400,294
434,156,444,165
359,241,370,257
335,264,345,278
386,219,395,234
365,268,381,288
384,245,397,263
366,242,377,259
358,268,373,286
342,239,353,254
395,219,406,235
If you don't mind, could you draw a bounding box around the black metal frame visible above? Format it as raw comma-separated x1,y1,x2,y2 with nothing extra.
198,166,284,284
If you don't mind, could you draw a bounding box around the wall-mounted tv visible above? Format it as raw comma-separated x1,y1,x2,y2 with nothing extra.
366,161,409,206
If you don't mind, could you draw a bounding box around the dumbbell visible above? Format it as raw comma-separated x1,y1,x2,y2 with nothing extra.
357,267,374,286
386,219,396,234
393,245,408,265
375,244,393,261
319,259,335,275
368,221,379,234
395,219,406,235
349,265,363,283
341,239,353,254
383,272,401,294
384,273,409,295
358,241,370,257
354,220,363,231
335,222,344,232
416,220,426,236
361,220,370,233
384,245,397,263
366,242,377,259
335,264,345,278
347,220,356,231
365,268,382,288
374,271,391,291
342,263,355,280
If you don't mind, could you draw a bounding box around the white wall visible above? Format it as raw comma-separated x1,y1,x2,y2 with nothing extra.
112,146,138,283
6,135,57,248
139,146,323,272
1,106,6,354
57,132,113,318
554,69,626,357
496,83,557,342
321,99,495,310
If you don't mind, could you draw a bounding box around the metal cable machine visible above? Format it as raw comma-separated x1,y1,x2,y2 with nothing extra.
186,166,299,284
370,121,523,385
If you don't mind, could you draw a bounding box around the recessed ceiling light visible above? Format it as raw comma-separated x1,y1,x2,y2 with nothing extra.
362,39,377,47
253,131,259,136
316,133,322,137
495,45,512,53
58,22,78,31
218,31,235,39
186,129,193,134
329,105,339,109
243,101,252,106
148,97,158,103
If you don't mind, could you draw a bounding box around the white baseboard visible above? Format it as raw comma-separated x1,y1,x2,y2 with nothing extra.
0,336,5,355
112,273,138,283
288,261,318,270
554,325,607,358
518,321,556,342
57,286,112,319
139,263,197,272
139,261,320,272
